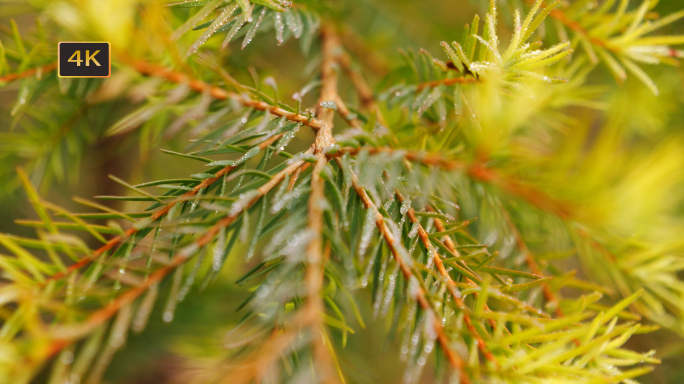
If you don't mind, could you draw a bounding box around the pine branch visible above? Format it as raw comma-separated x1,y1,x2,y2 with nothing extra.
131,61,326,130
303,25,339,383
330,146,575,219
305,156,338,383
328,146,468,170
431,216,508,334
499,202,564,317
197,154,308,247
340,159,471,384
1,1,680,381
395,190,500,366
40,139,305,368
43,134,283,284
524,0,613,50
336,52,376,110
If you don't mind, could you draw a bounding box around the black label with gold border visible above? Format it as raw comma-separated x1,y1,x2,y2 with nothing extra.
58,42,111,78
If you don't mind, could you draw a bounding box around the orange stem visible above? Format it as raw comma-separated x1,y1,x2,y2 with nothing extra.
43,134,283,284
0,62,57,83
341,160,471,384
396,191,499,366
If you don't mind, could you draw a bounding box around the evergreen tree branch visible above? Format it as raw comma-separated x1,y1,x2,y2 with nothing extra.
131,61,326,130
338,158,471,384
524,0,613,51
432,216,509,334
1,1,679,381
328,146,467,170
42,133,284,285
40,140,306,370
499,202,564,318
196,154,308,248
395,190,500,366
336,52,376,111
305,156,338,383
330,146,575,219
420,199,550,318
302,25,340,383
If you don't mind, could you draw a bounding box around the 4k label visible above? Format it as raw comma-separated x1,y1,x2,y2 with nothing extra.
58,42,111,78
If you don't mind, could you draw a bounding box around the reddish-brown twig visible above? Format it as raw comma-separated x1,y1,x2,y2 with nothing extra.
132,61,325,130
327,146,468,171
0,62,57,83
396,191,499,366
341,160,471,384
498,203,564,318
336,53,376,111
43,150,307,366
329,146,575,220
524,0,612,51
43,134,283,284
431,217,510,333
303,25,342,384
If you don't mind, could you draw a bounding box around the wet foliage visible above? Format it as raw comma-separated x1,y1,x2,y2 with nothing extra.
1,0,684,383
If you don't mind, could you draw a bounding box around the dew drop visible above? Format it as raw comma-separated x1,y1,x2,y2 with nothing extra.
60,351,74,365
357,206,378,260
274,13,285,45
320,100,337,110
187,4,238,56
407,223,420,240
400,198,412,215
163,311,174,322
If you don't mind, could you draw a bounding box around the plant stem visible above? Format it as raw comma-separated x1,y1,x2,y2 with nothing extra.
43,134,284,285
498,203,564,317
340,159,471,384
526,0,613,51
132,61,326,130
0,62,56,83
303,24,340,384
395,190,499,366
42,142,304,367
330,146,575,219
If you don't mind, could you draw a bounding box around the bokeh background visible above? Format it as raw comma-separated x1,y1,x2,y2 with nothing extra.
1,0,684,382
